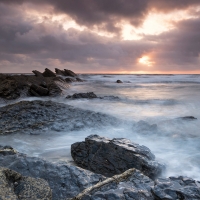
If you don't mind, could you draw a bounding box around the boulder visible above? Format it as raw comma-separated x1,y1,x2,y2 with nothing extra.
0,167,52,200
72,169,200,200
43,68,56,77
66,92,97,99
0,100,121,135
64,69,77,77
47,82,62,96
71,135,165,179
0,148,104,200
30,84,49,96
116,80,123,83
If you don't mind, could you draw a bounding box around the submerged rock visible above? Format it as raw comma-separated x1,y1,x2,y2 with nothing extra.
134,120,158,133
116,80,123,83
178,116,197,120
0,167,52,200
71,135,164,179
0,149,104,200
66,92,97,99
0,100,120,134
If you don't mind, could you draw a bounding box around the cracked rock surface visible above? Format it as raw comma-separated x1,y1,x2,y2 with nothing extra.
0,100,121,135
0,167,52,200
71,135,165,179
0,147,104,200
72,168,200,200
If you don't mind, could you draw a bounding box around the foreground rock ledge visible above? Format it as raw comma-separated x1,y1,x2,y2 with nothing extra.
71,135,165,179
71,168,200,200
0,167,52,200
0,147,104,200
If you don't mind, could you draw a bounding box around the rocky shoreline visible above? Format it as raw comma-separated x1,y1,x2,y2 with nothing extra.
0,69,200,199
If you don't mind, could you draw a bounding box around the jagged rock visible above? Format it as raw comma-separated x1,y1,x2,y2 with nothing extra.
43,68,56,77
64,69,77,77
0,167,52,200
32,70,44,77
0,100,121,134
116,80,123,83
55,68,65,76
72,169,200,200
71,168,154,200
0,76,20,100
71,135,164,179
66,92,97,99
152,176,200,200
40,81,48,88
0,145,17,156
0,150,104,200
47,82,62,96
30,84,49,96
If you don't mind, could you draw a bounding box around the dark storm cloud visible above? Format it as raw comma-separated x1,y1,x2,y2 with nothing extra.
1,0,200,32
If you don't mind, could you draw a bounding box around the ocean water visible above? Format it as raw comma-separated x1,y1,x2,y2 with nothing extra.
1,74,200,180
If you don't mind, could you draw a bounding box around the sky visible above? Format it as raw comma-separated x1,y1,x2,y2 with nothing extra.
0,0,200,74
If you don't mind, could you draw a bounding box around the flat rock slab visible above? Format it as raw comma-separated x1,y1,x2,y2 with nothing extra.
72,168,200,200
0,167,52,200
0,148,104,200
71,135,165,179
0,100,121,135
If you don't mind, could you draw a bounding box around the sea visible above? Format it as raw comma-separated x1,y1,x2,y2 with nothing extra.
1,74,200,180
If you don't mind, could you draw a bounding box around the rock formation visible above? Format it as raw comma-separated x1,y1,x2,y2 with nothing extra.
71,135,165,179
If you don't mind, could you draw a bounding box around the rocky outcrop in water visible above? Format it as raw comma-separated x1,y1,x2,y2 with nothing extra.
71,135,165,179
72,168,200,200
0,167,52,200
55,68,77,77
0,100,121,135
116,80,123,83
0,147,104,200
42,68,56,77
66,92,97,99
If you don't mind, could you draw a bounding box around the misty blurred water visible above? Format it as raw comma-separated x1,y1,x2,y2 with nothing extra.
1,74,200,180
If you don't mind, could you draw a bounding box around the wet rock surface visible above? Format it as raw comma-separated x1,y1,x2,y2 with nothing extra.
0,100,121,135
42,68,56,77
72,168,200,200
116,80,123,83
71,135,164,179
0,149,104,200
66,92,97,99
0,167,52,200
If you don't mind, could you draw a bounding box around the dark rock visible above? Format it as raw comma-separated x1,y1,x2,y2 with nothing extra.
178,116,197,120
40,81,47,88
65,78,76,83
72,169,200,200
0,150,104,200
43,68,56,77
152,176,200,200
0,100,121,134
32,70,44,77
66,92,97,99
30,84,49,96
99,96,120,100
64,69,77,77
47,82,62,96
76,78,84,82
71,135,165,179
0,167,52,200
116,80,123,83
72,168,154,200
0,145,17,156
0,77,20,100
55,68,65,76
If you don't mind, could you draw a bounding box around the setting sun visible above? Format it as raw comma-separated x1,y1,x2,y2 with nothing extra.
138,56,154,66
